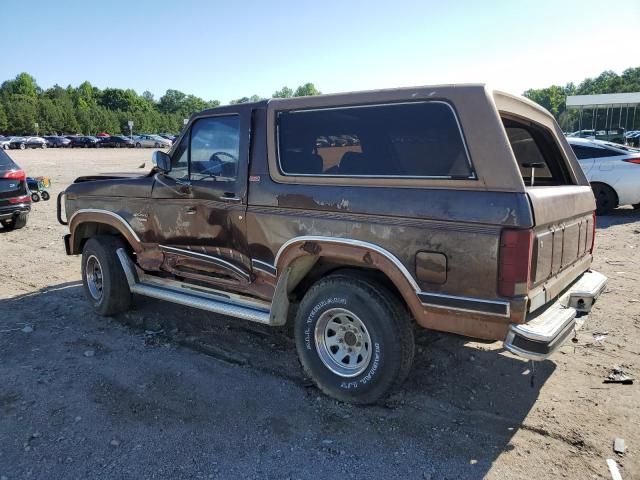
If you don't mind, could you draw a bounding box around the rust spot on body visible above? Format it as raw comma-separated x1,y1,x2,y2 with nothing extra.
301,242,321,255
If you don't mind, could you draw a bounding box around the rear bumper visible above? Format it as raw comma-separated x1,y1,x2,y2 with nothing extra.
504,269,607,360
0,203,30,220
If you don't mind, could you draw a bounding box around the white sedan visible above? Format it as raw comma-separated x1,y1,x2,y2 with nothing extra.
568,137,640,214
133,135,172,148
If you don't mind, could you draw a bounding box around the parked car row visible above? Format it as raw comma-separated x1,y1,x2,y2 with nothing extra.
0,134,175,150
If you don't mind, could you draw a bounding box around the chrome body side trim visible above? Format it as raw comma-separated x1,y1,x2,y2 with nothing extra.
274,235,421,292
69,208,141,242
251,259,277,276
418,292,511,318
159,244,251,281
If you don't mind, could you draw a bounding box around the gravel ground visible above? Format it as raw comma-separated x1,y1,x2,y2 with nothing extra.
0,148,638,479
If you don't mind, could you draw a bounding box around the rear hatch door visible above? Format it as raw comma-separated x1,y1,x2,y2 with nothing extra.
496,94,596,307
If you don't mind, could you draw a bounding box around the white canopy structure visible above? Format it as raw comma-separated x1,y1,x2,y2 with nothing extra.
566,93,640,132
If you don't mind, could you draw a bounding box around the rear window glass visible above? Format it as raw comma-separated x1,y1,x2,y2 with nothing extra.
277,102,474,178
503,117,573,187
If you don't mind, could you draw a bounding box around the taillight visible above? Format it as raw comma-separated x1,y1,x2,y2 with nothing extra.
622,157,640,164
590,211,596,253
8,195,30,204
3,169,26,181
498,229,533,297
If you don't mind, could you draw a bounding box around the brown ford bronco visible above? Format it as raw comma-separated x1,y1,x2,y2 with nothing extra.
58,84,607,404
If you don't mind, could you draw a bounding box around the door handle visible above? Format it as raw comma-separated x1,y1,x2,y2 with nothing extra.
184,207,197,215
219,193,241,203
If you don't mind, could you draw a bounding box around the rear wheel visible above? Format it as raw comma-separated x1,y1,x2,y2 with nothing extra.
41,191,50,201
591,183,617,215
1,212,28,230
135,142,142,148
633,203,640,210
19,143,25,150
81,236,132,316
294,274,414,404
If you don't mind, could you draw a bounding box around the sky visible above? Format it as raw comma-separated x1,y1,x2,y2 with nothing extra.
1,0,638,104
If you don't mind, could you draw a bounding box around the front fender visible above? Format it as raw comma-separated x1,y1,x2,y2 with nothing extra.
68,209,143,255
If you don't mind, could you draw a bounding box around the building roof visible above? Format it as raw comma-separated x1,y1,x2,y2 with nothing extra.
566,92,640,108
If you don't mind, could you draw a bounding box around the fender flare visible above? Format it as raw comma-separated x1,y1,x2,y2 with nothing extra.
68,209,143,254
269,236,424,325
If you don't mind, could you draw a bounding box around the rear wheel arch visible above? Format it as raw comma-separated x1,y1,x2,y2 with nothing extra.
269,238,422,326
590,181,618,214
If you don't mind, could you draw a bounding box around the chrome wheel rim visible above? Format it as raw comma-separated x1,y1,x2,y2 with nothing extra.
314,307,372,378
85,255,104,301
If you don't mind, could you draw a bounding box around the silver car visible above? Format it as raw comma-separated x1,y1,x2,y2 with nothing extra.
133,134,172,148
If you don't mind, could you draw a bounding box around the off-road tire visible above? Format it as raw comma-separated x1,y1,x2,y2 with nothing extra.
81,235,132,316
591,182,617,216
1,212,28,230
294,274,414,404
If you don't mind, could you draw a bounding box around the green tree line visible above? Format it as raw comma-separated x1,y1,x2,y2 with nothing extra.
523,66,640,130
0,73,321,136
2,67,638,136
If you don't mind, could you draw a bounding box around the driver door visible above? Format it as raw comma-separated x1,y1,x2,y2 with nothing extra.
150,111,252,289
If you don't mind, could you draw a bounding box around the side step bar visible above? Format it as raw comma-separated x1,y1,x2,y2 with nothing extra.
116,248,272,325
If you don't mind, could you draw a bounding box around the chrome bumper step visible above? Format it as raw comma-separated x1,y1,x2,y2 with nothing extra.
504,270,607,361
116,248,272,325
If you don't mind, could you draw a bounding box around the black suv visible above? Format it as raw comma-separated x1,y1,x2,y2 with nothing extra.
0,149,30,230
68,136,100,148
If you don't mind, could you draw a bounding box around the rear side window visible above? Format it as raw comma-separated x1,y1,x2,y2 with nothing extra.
571,144,614,159
0,149,17,169
277,101,474,179
503,117,574,187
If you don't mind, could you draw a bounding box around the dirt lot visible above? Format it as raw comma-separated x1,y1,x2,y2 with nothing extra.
0,148,638,479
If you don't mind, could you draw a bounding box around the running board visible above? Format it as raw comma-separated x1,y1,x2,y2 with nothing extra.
116,248,272,325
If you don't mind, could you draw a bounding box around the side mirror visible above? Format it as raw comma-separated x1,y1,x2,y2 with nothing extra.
152,150,172,174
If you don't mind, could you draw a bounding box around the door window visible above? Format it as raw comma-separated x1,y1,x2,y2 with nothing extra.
190,116,240,182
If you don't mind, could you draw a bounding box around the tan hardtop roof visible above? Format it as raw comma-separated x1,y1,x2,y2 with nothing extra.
267,83,490,109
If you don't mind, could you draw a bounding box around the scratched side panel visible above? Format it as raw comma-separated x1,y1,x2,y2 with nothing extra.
246,182,533,299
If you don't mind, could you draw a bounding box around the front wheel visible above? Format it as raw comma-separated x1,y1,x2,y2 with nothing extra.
31,192,40,202
294,274,414,404
591,183,617,215
81,236,132,316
